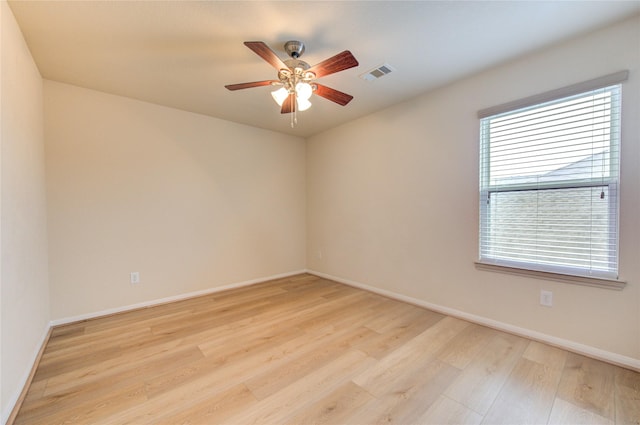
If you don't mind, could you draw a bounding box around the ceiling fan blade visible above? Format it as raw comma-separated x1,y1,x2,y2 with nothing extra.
314,84,354,106
244,41,289,71
281,93,296,114
225,80,279,91
307,51,358,78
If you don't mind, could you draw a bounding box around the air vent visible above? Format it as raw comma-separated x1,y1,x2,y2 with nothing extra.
359,63,395,82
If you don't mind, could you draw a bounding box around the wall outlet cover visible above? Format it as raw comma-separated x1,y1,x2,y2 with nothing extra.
540,290,553,307
130,272,140,284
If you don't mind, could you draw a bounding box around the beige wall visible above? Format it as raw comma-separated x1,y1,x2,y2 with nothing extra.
44,81,306,320
1,1,50,421
307,15,640,361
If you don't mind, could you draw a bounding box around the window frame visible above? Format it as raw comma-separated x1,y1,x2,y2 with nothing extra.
477,72,628,286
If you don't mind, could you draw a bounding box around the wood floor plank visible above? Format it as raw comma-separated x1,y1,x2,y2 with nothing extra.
522,340,568,371
193,298,323,355
244,326,377,400
354,312,444,360
11,273,640,425
418,395,483,425
290,290,389,335
21,380,46,404
548,397,614,425
556,353,616,420
353,315,469,395
481,341,567,424
437,323,495,369
46,324,85,343
18,345,203,421
444,331,530,415
118,288,327,356
283,381,374,425
94,360,253,424
138,383,256,425
148,299,273,337
364,298,426,333
33,341,129,381
14,382,147,425
44,310,191,353
144,324,305,399
351,359,460,424
614,366,640,424
226,349,377,424
93,314,325,420
43,344,204,397
481,357,563,424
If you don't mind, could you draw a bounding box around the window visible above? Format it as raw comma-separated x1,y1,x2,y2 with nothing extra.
479,72,627,280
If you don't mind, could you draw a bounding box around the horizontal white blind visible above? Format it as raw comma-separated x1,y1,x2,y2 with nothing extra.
479,84,621,279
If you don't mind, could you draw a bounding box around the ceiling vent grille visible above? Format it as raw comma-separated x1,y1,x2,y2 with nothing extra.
360,63,395,82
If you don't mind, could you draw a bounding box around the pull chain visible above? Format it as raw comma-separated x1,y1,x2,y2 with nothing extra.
290,98,298,128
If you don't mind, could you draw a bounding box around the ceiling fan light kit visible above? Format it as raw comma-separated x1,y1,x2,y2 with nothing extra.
225,40,358,127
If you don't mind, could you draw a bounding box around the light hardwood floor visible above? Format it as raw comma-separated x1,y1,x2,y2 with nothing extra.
12,274,640,424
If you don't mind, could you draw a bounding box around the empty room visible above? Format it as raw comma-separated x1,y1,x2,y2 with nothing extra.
2,1,640,424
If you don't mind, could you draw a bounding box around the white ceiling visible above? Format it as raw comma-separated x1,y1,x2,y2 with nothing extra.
8,1,640,138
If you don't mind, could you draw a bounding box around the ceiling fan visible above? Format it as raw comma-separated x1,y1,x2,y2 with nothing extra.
225,41,359,115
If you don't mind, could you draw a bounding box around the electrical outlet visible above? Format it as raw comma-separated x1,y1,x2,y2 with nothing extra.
540,290,553,307
130,272,140,284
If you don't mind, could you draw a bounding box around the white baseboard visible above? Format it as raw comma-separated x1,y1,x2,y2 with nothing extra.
2,324,51,425
50,269,307,326
306,269,640,372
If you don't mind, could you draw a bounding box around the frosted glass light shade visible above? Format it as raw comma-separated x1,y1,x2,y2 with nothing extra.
297,98,312,111
271,87,289,106
296,82,312,100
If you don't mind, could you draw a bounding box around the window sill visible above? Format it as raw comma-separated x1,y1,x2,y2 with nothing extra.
474,261,626,290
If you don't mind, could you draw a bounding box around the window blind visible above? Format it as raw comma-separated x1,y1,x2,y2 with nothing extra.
479,79,623,279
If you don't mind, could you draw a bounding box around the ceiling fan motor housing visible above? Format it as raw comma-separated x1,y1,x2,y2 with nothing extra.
284,40,305,59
